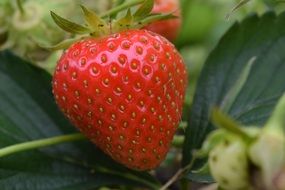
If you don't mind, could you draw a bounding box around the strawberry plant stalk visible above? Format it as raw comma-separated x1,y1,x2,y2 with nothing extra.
0,133,85,158
0,133,184,158
16,0,25,16
159,155,198,190
101,0,144,18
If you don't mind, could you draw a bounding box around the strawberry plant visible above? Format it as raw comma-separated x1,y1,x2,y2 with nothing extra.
0,0,285,190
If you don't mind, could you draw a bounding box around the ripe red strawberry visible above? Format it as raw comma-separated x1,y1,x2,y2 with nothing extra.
144,0,181,41
52,29,187,170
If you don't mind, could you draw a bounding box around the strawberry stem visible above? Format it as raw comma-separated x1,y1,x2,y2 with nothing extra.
172,135,185,148
113,0,126,7
101,0,144,18
16,0,25,16
211,107,253,142
0,132,185,158
0,133,85,158
110,0,127,18
160,155,198,190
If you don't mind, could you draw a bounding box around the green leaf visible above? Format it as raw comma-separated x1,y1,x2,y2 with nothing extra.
133,0,154,20
80,5,108,35
182,11,285,182
220,57,256,112
186,172,214,183
113,9,134,31
0,51,160,189
40,38,80,51
50,11,90,34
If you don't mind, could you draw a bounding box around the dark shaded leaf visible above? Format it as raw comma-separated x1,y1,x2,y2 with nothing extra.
182,12,285,182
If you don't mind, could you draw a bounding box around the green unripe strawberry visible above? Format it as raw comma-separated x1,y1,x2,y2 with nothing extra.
209,136,251,190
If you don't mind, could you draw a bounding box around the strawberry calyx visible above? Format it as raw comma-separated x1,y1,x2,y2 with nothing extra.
48,0,177,50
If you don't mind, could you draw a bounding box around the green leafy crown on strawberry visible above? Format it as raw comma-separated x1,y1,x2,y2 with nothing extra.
48,0,177,50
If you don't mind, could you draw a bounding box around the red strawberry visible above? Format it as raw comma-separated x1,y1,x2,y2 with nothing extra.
52,29,187,170
144,0,181,41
